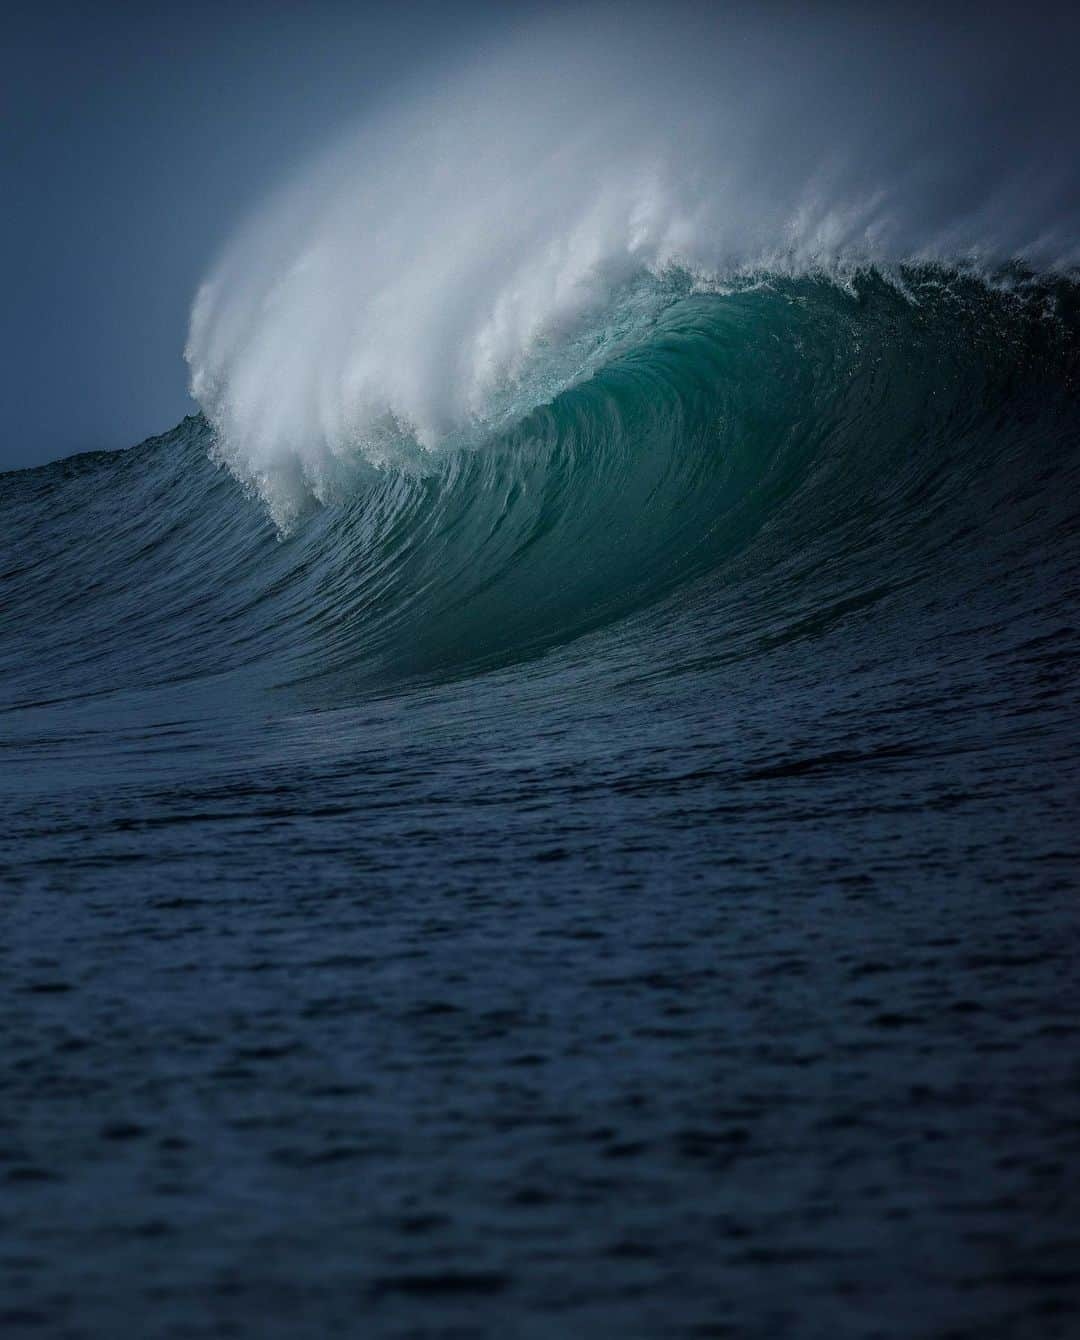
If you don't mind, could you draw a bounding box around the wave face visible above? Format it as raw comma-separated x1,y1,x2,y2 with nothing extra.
5,11,1080,1336
4,269,1079,710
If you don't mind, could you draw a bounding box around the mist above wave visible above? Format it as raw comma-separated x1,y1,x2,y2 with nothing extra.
185,4,1080,526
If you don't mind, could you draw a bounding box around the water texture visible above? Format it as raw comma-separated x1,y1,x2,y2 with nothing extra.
3,268,1079,1337
3,9,1080,1333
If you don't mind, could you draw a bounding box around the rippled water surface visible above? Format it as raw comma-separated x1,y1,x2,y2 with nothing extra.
2,276,1079,1337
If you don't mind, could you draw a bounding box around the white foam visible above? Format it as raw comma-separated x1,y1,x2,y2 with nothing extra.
186,5,1080,525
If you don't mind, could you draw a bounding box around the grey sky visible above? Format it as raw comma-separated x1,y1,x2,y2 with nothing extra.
1,1,535,470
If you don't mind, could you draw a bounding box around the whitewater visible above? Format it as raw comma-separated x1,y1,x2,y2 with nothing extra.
3,7,1079,1338
186,7,1080,526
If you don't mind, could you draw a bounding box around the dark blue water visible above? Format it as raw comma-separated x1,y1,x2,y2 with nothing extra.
2,273,1079,1337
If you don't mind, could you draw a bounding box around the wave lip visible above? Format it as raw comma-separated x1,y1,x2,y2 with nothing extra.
185,7,1080,524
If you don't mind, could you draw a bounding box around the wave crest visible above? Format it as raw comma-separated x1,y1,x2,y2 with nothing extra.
185,6,1080,526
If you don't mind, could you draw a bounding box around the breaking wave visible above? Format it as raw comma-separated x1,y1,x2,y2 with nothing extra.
184,5,1080,526
3,6,1079,712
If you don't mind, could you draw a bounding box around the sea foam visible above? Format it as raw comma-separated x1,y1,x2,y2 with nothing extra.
185,4,1080,525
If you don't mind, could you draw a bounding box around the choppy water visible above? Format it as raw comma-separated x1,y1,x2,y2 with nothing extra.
3,270,1080,1337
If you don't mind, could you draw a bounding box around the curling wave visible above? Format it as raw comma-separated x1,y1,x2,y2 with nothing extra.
4,6,1080,716
3,270,1078,715
185,6,1080,527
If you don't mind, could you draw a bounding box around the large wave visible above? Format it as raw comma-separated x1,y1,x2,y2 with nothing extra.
5,270,1078,713
184,5,1080,527
3,6,1078,716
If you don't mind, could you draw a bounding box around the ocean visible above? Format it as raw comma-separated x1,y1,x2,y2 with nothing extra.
3,265,1079,1336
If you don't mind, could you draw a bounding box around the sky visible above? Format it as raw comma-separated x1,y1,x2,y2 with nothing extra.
1,0,536,470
